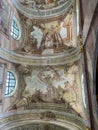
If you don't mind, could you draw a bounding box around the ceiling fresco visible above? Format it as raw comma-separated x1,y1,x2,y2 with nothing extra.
11,0,77,56
0,1,89,130
16,12,74,55
9,63,84,118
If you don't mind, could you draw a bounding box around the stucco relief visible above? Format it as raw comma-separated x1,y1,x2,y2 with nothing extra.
9,63,83,117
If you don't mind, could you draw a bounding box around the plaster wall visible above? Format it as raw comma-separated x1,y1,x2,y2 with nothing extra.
0,0,25,51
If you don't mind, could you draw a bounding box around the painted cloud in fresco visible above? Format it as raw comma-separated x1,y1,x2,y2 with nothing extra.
23,65,77,103
24,74,47,95
30,26,43,48
10,64,84,117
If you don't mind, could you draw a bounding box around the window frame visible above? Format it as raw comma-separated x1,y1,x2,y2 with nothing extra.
11,17,21,40
4,71,17,97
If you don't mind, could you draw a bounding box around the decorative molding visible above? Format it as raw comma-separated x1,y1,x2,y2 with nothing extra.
77,35,83,52
11,0,73,19
0,109,88,130
9,123,69,130
0,47,81,66
40,111,56,120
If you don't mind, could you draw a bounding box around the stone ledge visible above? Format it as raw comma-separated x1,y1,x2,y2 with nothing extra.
0,109,88,130
0,47,81,66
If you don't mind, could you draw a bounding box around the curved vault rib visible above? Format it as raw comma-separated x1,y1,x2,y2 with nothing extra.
11,0,73,19
0,47,81,65
0,110,88,130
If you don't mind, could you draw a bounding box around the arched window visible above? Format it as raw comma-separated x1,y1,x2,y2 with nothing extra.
5,71,16,95
11,19,20,39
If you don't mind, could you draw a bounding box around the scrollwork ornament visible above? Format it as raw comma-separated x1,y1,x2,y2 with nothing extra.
78,34,83,53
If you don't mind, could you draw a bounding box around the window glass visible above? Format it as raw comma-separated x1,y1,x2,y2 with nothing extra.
5,71,16,95
11,19,19,39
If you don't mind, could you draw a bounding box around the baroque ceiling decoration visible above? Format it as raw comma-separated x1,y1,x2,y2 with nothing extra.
0,110,87,130
0,0,82,65
11,0,74,19
11,0,79,57
0,47,81,65
0,1,89,130
17,11,74,55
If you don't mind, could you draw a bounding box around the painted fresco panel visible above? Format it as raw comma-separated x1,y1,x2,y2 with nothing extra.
23,65,78,104
9,63,84,117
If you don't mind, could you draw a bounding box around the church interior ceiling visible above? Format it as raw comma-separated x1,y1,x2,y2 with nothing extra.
0,0,90,130
11,0,77,56
9,62,85,118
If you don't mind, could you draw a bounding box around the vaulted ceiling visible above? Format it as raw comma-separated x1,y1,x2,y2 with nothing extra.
0,1,88,130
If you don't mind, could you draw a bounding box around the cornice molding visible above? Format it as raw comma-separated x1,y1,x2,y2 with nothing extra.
0,109,88,130
11,0,73,19
0,47,81,66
